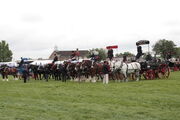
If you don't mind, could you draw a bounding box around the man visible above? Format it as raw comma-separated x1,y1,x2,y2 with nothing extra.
52,54,58,64
123,55,127,63
91,50,99,62
19,57,24,67
71,51,76,61
22,65,29,83
136,45,143,60
102,61,110,84
76,48,80,60
108,49,114,61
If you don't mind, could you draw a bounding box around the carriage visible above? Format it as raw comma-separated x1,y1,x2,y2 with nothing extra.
136,40,170,80
140,61,170,80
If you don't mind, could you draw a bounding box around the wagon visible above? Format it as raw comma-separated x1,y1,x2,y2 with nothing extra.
136,40,170,80
140,61,170,80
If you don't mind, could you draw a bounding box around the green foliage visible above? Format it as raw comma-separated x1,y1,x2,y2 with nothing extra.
174,47,180,58
0,72,180,120
115,53,123,57
115,52,135,57
88,48,107,61
152,39,176,59
0,40,13,62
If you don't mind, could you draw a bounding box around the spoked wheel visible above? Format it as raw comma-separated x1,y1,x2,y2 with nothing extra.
157,72,164,79
144,69,155,80
159,64,170,79
163,67,170,78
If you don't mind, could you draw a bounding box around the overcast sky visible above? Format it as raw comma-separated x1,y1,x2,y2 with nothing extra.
0,0,180,60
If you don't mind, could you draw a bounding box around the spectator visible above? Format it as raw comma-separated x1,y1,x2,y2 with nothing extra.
102,61,110,84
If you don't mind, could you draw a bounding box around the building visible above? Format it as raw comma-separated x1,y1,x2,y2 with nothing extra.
49,50,89,60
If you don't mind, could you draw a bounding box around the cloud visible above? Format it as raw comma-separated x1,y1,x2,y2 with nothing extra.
1,0,180,60
21,13,43,23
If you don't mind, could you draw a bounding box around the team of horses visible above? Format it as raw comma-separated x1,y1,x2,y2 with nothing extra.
0,59,141,82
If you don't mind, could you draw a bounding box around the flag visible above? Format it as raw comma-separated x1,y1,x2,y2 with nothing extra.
106,45,118,49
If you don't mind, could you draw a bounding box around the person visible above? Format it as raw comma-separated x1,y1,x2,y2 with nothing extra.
123,55,127,63
71,51,76,61
19,57,24,67
91,50,99,62
108,49,114,61
60,64,67,82
76,48,80,60
102,61,110,84
146,54,152,61
52,54,58,64
22,65,29,83
136,45,143,60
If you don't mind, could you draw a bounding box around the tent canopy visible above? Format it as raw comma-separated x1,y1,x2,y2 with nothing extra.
136,40,150,46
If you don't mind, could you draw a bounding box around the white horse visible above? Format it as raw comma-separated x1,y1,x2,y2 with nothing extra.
110,60,141,82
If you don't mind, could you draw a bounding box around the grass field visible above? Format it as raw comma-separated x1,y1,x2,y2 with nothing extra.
0,72,180,120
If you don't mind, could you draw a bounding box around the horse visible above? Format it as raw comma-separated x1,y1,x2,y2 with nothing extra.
108,61,124,82
37,64,44,80
30,65,39,80
8,67,18,80
91,62,103,82
80,60,103,82
0,65,18,81
112,60,141,82
66,62,77,81
0,65,9,81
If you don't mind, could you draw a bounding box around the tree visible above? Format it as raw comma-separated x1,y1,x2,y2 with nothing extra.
174,47,180,58
0,40,13,62
123,52,135,57
152,39,176,59
88,48,107,61
115,52,135,57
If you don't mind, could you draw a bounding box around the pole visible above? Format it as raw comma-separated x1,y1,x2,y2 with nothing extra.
148,44,150,54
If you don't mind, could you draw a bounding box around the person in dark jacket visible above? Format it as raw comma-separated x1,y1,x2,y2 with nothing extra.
71,51,76,61
136,45,143,60
22,66,29,83
52,54,58,64
102,61,109,84
108,49,114,61
60,64,67,82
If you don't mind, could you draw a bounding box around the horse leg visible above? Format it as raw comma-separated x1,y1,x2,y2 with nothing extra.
136,70,140,81
6,74,8,81
123,71,128,82
15,73,18,80
2,73,5,81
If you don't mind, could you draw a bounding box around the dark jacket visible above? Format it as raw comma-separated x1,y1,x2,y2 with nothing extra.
102,64,109,74
52,56,58,63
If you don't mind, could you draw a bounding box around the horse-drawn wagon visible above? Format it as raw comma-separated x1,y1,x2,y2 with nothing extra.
140,61,170,80
136,40,170,80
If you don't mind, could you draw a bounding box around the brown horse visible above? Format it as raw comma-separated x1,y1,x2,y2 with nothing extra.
66,62,77,81
80,60,104,82
9,67,19,80
0,66,9,81
0,66,18,81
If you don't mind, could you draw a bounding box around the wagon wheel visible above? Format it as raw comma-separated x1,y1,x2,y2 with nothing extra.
157,71,163,79
145,69,155,80
158,65,170,78
157,67,164,79
163,67,170,78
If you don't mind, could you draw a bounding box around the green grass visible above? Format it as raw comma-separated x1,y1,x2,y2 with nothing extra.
0,72,180,120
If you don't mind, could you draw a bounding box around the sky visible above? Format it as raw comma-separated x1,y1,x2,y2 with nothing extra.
0,0,180,60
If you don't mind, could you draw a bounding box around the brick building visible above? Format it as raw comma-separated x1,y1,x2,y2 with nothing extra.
49,50,89,60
